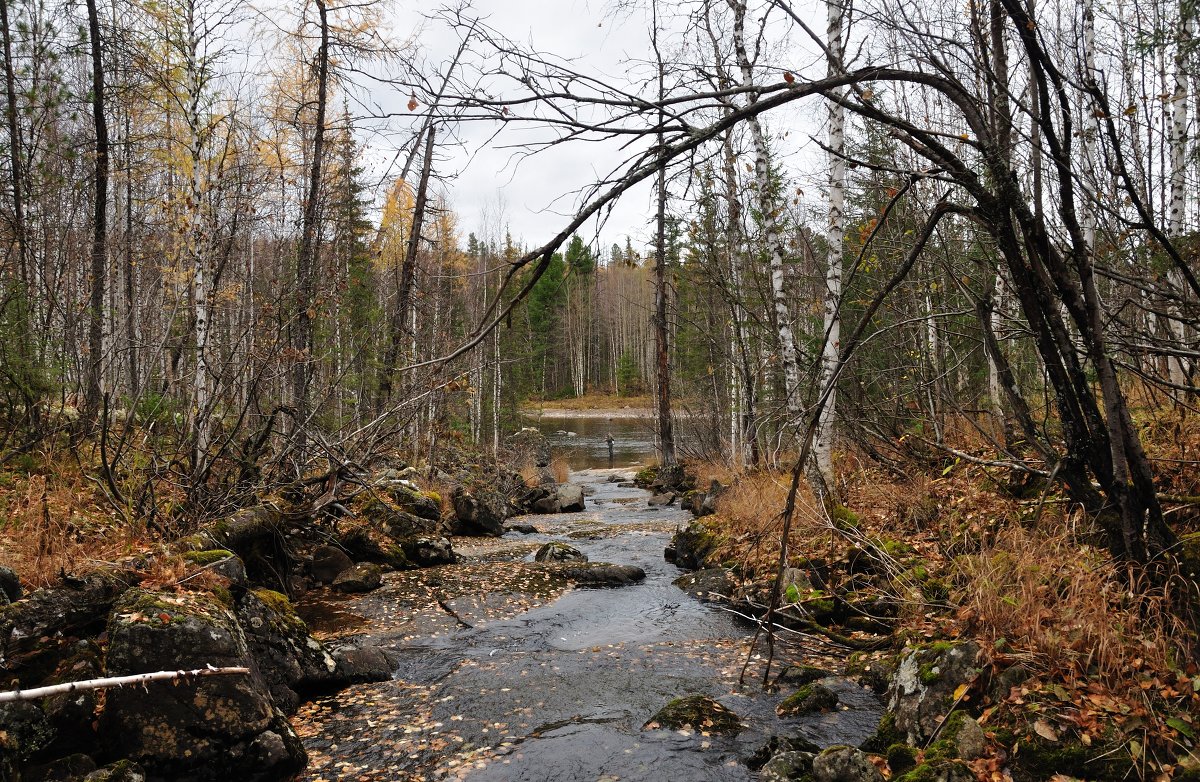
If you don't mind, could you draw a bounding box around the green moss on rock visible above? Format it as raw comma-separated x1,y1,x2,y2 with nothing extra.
861,712,904,753
182,549,235,566
887,743,917,774
777,683,839,716
832,504,862,531
645,695,741,735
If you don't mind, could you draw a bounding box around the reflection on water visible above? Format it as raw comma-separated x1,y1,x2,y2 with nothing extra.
520,414,661,469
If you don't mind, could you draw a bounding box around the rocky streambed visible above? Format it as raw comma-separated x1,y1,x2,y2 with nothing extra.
291,468,884,781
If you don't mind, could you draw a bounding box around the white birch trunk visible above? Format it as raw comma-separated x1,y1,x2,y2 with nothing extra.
728,0,802,429
1168,11,1192,387
814,0,846,493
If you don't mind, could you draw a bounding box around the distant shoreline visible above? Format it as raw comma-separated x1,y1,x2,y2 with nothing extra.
519,406,655,420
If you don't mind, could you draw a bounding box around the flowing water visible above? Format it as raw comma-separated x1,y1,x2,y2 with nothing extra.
294,460,882,781
519,413,661,469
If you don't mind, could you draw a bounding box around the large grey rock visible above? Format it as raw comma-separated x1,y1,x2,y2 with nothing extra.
672,568,736,602
385,484,441,521
101,588,306,781
359,499,439,539
400,536,457,567
451,487,506,536
556,484,585,513
310,545,353,584
645,695,741,734
887,641,982,745
0,565,21,602
0,571,134,684
507,427,552,468
235,589,337,713
541,562,646,587
332,563,383,593
954,715,987,761
0,701,54,770
668,521,719,570
760,751,816,781
331,645,394,684
811,746,884,782
535,542,587,563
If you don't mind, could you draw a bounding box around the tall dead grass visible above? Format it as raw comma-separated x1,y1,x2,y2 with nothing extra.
513,454,570,487
0,471,149,588
954,525,1190,687
705,470,832,575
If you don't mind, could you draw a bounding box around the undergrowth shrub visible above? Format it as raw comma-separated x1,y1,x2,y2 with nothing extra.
953,525,1191,688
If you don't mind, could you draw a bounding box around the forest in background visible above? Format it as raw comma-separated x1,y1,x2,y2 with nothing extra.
0,0,1194,568
0,0,1199,777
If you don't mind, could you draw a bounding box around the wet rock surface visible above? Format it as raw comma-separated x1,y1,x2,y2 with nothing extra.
292,468,885,781
100,587,306,781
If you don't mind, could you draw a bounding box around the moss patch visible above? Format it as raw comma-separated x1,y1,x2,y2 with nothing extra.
645,695,741,735
861,712,903,753
182,549,235,566
776,683,839,716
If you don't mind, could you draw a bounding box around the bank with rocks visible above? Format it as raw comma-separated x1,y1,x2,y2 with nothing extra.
0,430,597,781
656,462,1200,782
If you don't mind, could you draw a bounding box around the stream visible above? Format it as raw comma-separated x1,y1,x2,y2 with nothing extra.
294,450,882,781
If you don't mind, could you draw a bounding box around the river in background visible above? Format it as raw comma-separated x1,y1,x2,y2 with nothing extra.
519,413,662,470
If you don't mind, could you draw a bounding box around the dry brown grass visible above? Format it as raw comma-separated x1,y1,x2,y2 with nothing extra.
703,469,834,576
954,524,1190,688
549,456,570,484
526,393,654,411
0,466,152,588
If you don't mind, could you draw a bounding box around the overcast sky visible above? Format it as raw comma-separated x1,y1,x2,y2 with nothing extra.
370,0,828,257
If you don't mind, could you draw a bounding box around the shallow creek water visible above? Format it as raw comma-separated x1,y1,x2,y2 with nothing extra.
294,470,882,781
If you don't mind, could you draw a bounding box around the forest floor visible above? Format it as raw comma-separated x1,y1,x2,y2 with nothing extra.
674,415,1200,781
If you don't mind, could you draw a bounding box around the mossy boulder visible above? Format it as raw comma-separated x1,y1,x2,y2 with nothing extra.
182,550,247,588
539,561,646,587
989,722,1134,782
812,745,883,782
777,683,839,716
886,743,917,774
236,589,337,713
309,545,353,584
859,712,904,754
672,568,737,602
358,498,438,540
777,664,834,688
887,641,981,744
0,571,134,688
100,587,306,781
332,563,383,593
534,542,587,563
450,486,507,537
40,642,105,755
893,760,974,782
0,701,55,771
845,653,895,695
667,520,720,570
760,750,816,781
385,484,441,522
645,695,741,735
